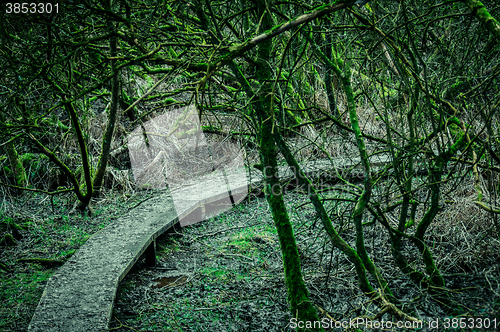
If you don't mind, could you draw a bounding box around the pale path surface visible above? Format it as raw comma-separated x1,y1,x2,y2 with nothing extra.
28,192,178,332
28,152,395,332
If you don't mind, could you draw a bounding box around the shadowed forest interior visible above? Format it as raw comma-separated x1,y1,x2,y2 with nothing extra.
1,0,500,331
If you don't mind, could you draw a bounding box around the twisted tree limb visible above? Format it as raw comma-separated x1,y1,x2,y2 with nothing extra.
464,0,500,39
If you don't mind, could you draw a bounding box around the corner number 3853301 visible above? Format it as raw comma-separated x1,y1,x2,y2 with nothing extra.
5,3,59,14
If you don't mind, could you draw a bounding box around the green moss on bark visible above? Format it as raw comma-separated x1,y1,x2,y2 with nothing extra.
465,0,500,39
6,140,28,189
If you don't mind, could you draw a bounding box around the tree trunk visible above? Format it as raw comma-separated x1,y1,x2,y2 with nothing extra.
250,0,322,328
92,0,119,192
6,139,28,190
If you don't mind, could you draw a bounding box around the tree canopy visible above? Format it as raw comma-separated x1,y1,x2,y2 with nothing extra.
1,0,500,330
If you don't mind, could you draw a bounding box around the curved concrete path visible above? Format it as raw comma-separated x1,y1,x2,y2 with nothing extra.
27,173,253,332
28,153,392,331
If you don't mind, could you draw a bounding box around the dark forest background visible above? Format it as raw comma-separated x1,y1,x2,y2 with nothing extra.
1,0,500,331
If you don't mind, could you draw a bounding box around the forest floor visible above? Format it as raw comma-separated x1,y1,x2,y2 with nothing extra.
1,174,500,331
0,190,155,331
107,183,500,332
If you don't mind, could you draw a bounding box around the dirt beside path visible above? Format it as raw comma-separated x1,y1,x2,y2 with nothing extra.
110,186,500,331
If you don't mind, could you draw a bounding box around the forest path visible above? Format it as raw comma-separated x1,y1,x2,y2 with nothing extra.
27,152,392,331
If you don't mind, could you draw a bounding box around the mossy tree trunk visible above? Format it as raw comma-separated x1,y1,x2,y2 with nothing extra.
324,37,341,121
0,110,28,191
271,128,376,296
93,0,119,193
196,0,323,326
307,34,394,300
250,0,322,328
6,139,28,190
257,109,322,329
27,100,93,208
63,101,93,208
464,0,500,39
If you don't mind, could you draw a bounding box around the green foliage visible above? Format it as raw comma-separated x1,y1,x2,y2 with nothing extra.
0,233,17,246
18,153,53,186
0,0,499,325
0,269,54,328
